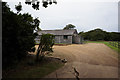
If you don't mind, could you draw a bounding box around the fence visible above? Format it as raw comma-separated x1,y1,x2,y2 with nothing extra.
109,41,120,49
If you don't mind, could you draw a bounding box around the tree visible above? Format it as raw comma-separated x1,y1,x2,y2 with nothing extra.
14,0,57,10
34,18,41,31
79,28,120,41
63,24,76,30
2,2,40,69
78,31,84,36
36,34,55,62
110,32,120,41
82,28,106,41
15,2,22,13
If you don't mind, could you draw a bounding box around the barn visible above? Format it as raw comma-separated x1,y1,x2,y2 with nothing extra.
35,29,83,44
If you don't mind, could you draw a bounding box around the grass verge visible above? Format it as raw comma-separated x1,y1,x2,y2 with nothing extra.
3,56,64,78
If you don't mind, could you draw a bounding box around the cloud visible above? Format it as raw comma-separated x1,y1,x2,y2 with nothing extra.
4,0,118,32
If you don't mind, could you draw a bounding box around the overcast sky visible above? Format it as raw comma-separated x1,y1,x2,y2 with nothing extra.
3,0,119,32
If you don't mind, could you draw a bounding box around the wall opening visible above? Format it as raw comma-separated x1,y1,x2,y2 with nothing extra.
64,35,68,39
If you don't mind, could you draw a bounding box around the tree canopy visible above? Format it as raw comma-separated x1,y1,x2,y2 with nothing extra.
79,28,120,41
2,2,40,69
15,2,22,13
63,24,76,30
25,0,57,9
14,0,57,11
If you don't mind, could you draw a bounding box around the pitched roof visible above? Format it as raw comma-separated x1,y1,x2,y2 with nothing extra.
37,29,78,35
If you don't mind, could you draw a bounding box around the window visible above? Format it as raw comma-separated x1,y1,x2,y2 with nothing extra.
64,35,68,39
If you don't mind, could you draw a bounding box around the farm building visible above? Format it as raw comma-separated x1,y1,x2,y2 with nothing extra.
35,29,83,44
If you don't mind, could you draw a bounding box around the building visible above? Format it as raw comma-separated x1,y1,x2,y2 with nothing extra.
35,29,83,44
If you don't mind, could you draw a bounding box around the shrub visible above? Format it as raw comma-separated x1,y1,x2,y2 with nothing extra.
36,34,55,61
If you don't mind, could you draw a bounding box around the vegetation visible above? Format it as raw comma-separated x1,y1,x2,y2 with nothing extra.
63,24,76,30
55,43,69,44
15,2,22,13
79,28,120,41
3,2,64,78
14,0,57,10
2,2,40,69
36,34,55,62
2,1,119,78
3,56,64,78
26,0,57,9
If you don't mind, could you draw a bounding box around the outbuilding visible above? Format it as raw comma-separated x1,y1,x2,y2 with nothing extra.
35,29,83,44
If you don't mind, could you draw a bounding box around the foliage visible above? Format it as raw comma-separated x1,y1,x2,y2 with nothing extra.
79,28,120,41
5,62,63,78
15,2,22,13
63,24,76,30
36,34,55,61
34,18,41,31
3,56,64,78
2,2,40,69
25,0,57,9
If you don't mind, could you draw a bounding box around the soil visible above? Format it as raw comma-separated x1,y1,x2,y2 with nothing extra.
44,43,118,78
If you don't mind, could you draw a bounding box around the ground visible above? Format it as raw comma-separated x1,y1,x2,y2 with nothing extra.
43,43,118,78
3,52,64,78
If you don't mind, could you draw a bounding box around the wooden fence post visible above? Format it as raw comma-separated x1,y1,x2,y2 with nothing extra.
109,41,111,45
112,41,114,46
113,42,115,47
114,41,117,47
118,42,120,49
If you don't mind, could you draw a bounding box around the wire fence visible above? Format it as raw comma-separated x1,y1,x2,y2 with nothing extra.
109,41,120,49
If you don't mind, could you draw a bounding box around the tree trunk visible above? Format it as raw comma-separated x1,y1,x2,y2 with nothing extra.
36,49,40,62
36,44,41,62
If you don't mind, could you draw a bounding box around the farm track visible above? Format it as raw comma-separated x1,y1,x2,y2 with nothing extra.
36,43,118,78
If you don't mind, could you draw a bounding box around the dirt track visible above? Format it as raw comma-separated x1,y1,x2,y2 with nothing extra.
45,43,118,78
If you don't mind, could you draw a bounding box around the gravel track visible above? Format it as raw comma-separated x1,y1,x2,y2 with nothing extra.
45,43,118,78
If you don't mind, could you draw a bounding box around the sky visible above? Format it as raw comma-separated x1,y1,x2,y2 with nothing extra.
2,0,119,32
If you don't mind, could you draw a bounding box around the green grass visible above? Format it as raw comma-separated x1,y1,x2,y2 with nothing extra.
55,43,65,44
3,57,64,78
55,43,70,44
85,41,120,53
35,42,40,45
7,62,63,78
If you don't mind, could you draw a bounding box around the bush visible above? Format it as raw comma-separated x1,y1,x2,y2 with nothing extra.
36,34,55,61
2,2,40,69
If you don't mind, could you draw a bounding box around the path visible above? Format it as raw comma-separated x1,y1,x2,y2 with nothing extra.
45,43,118,78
